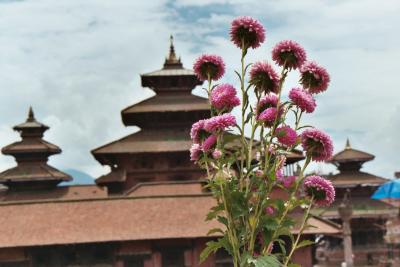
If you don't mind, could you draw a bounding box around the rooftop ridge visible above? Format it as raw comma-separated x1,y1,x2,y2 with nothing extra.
0,192,213,207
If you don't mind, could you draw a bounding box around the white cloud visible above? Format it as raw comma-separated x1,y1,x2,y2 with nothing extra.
0,0,399,180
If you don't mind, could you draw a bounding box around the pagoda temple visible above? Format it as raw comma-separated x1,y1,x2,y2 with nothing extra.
92,36,208,194
0,37,341,267
315,139,396,266
0,107,71,189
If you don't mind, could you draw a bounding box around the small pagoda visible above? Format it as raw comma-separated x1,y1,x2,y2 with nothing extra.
0,107,71,190
315,139,396,266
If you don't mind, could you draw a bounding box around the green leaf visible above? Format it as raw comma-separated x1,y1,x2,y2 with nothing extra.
206,228,224,236
223,133,241,144
217,216,229,227
206,203,224,221
288,264,301,267
244,111,253,124
254,255,281,267
199,240,223,263
296,239,314,249
263,218,279,231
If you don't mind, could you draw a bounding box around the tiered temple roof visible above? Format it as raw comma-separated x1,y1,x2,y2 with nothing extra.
92,36,208,193
0,108,71,189
0,181,341,248
328,139,387,187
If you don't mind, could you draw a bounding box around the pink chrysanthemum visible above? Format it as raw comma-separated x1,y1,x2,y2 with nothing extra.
278,175,297,189
193,54,225,81
288,87,316,113
265,206,275,215
210,84,240,112
212,149,223,159
256,94,278,117
304,175,335,206
276,168,284,181
249,61,280,94
275,126,298,147
190,119,208,143
272,40,307,70
202,135,218,152
257,108,278,126
301,128,334,162
230,16,265,49
190,143,202,161
300,61,330,94
204,114,236,133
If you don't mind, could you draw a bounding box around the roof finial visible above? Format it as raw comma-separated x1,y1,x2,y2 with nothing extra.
168,34,177,61
345,138,351,150
27,106,35,122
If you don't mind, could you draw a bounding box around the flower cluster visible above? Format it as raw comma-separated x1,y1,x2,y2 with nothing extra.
193,54,225,81
301,128,334,162
230,16,265,49
256,94,281,126
190,114,236,161
249,61,280,94
191,16,335,266
210,84,240,112
304,175,335,206
300,61,330,94
272,40,307,70
289,87,316,113
275,126,298,147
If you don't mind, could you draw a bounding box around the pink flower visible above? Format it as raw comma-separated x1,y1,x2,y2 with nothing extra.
278,175,297,189
249,61,280,94
190,143,202,161
212,149,223,159
265,206,275,215
257,108,278,126
276,168,284,180
202,135,217,152
272,40,307,70
190,119,208,143
288,87,316,113
304,175,335,206
210,84,240,112
275,126,298,146
300,61,330,94
256,94,278,117
301,128,333,162
193,54,225,81
204,114,236,133
230,16,265,49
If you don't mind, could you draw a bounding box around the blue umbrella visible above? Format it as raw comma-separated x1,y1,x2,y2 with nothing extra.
372,179,400,204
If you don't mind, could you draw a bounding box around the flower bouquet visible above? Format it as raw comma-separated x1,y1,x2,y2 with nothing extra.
190,16,335,267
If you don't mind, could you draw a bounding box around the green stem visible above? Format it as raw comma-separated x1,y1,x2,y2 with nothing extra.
263,67,288,172
267,156,311,251
220,184,240,266
283,198,314,267
239,46,246,188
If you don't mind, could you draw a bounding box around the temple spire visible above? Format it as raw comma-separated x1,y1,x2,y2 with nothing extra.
163,35,182,69
168,35,177,61
27,106,35,122
345,138,351,150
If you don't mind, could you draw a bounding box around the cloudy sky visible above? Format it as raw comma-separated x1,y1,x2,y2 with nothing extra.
0,0,399,180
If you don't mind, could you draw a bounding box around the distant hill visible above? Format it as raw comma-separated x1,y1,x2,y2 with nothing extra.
61,169,95,185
